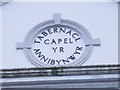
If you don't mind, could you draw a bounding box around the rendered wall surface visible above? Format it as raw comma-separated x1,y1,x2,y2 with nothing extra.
1,2,118,68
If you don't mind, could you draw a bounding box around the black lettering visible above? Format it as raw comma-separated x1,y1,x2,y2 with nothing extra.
51,39,57,44
72,33,79,38
42,31,48,36
38,36,44,41
37,52,43,58
60,47,64,52
40,55,48,62
56,60,61,65
59,28,66,33
33,49,43,58
50,59,55,65
58,39,62,44
68,55,76,60
74,50,80,54
66,30,71,35
76,46,83,51
47,59,51,64
34,40,40,44
44,39,49,44
52,47,57,53
69,38,73,43
34,49,40,54
64,38,68,44
72,33,81,42
47,29,52,34
75,38,81,42
53,28,58,33
62,59,70,64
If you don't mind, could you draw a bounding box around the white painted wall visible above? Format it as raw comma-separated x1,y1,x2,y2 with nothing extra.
0,6,2,69
1,2,118,68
